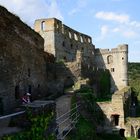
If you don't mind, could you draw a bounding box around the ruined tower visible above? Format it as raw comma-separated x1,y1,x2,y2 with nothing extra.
95,44,128,92
34,18,95,65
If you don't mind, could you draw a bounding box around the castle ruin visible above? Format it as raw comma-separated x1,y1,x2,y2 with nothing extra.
34,18,128,92
0,6,139,138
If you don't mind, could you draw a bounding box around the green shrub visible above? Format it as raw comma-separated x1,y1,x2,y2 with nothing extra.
2,111,56,140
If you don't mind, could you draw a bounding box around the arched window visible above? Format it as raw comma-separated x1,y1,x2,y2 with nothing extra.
107,55,113,64
41,21,46,31
74,33,78,41
80,36,83,43
69,32,72,39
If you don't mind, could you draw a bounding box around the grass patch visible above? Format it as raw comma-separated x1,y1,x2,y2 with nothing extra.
126,137,137,140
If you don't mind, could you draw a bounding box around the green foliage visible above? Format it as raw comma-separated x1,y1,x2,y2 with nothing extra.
56,59,65,64
95,96,111,102
78,87,93,93
2,110,55,140
128,63,140,100
66,116,97,140
99,70,110,97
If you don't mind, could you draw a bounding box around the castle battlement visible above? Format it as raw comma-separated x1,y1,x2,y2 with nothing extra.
95,44,128,55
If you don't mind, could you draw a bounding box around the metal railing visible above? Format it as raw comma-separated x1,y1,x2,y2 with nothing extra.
56,102,80,140
0,111,25,120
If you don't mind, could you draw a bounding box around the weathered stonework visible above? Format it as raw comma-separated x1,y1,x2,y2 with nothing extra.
0,7,63,114
34,18,128,93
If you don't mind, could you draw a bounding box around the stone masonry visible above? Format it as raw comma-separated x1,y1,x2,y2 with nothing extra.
34,18,128,93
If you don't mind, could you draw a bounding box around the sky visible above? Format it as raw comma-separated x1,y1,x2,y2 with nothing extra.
0,0,140,62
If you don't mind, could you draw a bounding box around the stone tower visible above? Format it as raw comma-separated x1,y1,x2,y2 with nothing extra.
34,18,56,56
95,44,128,92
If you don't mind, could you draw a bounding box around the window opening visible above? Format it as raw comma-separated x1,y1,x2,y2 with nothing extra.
28,68,31,77
111,68,115,72
107,55,113,64
69,32,72,39
41,21,46,31
15,85,20,99
28,85,32,94
111,114,119,126
0,98,3,115
74,33,78,41
62,41,65,47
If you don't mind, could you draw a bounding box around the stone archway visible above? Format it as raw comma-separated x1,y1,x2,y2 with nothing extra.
131,125,135,137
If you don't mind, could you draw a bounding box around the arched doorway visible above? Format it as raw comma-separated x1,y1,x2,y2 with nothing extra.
120,129,125,137
131,125,135,137
138,128,140,139
111,114,120,126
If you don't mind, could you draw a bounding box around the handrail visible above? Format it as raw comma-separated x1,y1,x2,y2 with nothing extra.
56,102,80,140
56,104,80,121
0,111,25,120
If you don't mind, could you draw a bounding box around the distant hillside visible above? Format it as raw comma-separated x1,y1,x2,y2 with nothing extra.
128,62,140,99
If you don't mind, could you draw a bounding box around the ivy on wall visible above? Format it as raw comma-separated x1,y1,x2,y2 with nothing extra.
99,70,111,98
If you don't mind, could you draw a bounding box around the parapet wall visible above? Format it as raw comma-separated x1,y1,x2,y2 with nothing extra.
95,44,128,54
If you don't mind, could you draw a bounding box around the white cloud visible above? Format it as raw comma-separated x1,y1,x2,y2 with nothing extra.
0,0,63,27
95,11,129,23
68,0,87,15
122,30,137,38
95,11,140,39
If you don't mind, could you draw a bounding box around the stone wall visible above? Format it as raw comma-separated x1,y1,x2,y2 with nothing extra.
34,18,128,93
0,6,64,114
97,86,131,131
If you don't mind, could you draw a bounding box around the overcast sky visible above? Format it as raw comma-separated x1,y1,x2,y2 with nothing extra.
0,0,140,62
